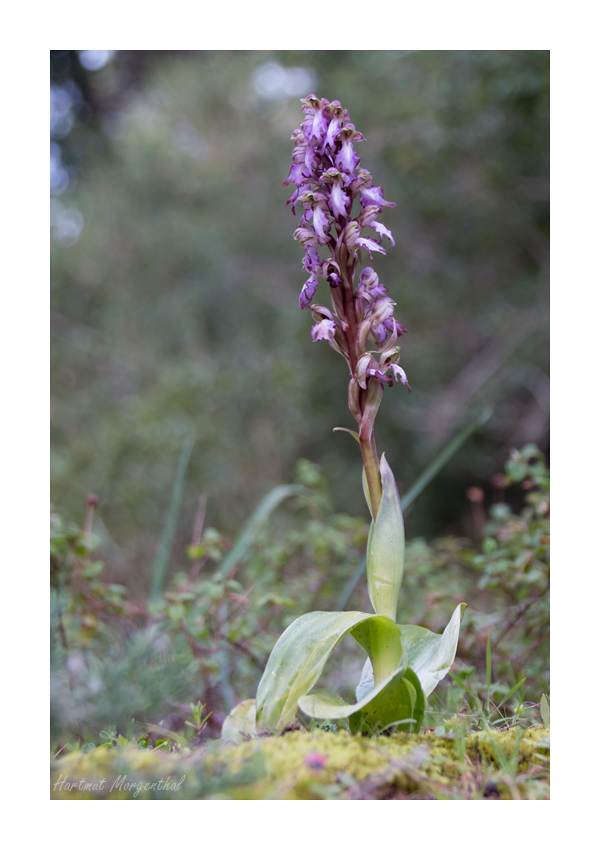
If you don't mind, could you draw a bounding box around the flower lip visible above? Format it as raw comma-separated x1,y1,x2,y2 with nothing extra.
355,236,387,259
390,363,412,392
311,318,337,342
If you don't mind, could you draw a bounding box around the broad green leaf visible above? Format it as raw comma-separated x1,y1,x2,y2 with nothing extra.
298,688,349,715
357,603,466,700
366,454,404,621
255,610,402,731
351,669,425,734
299,665,424,734
221,699,256,742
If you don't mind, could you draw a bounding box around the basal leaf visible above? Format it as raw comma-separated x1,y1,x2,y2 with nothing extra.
221,699,256,743
255,611,402,731
299,664,424,734
357,603,466,700
350,668,425,734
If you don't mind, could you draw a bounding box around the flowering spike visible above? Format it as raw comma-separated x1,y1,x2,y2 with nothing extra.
285,95,411,518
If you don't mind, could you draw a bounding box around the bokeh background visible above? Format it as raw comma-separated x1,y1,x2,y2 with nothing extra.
51,50,549,597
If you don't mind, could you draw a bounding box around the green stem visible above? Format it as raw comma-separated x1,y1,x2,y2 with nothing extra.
368,618,403,687
360,433,382,519
333,408,493,612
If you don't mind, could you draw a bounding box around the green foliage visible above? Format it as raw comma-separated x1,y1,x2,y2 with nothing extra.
51,448,549,750
50,460,371,742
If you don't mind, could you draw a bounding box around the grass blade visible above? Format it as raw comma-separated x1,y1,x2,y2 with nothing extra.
150,435,194,599
216,484,331,579
334,556,367,612
400,406,493,511
486,635,492,715
491,677,527,715
448,671,478,703
540,693,550,728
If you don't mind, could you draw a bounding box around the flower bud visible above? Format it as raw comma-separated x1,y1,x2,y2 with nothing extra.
348,377,362,419
342,221,361,255
369,296,396,326
311,304,334,322
355,353,374,390
379,346,400,369
293,227,317,247
356,205,380,229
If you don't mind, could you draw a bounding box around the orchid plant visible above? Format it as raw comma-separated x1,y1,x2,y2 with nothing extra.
222,95,465,740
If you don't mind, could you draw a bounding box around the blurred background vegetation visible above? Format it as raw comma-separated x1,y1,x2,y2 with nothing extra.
51,50,548,599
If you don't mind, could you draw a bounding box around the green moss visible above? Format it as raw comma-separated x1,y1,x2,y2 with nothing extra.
466,725,550,769
51,726,549,799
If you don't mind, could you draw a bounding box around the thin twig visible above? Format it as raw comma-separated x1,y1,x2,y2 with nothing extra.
222,635,267,670
494,586,547,649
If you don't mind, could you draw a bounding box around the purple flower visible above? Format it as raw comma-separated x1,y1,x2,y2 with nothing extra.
293,227,318,248
359,183,396,210
323,102,345,151
372,323,387,344
384,317,407,336
371,317,407,346
328,177,350,220
305,97,329,144
311,319,336,341
312,204,331,242
299,274,319,309
368,367,394,388
356,267,388,306
355,237,387,259
322,259,342,287
390,364,412,392
302,245,321,274
369,220,395,247
335,124,362,174
369,296,396,326
356,205,380,229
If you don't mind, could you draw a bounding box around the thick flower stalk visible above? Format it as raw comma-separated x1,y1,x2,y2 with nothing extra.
284,95,410,520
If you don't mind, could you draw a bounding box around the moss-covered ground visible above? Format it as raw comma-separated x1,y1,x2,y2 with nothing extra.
51,725,549,800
